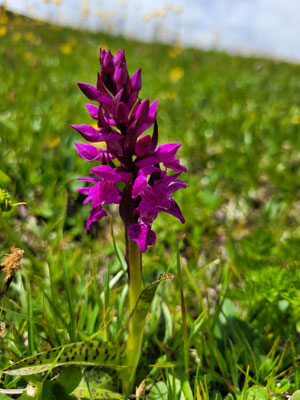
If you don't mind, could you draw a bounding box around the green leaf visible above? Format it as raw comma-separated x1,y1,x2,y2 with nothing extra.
72,370,123,400
270,379,290,394
130,272,174,329
0,170,11,185
247,386,268,400
71,384,123,399
174,369,193,400
292,390,300,400
40,380,72,400
0,394,14,400
78,369,114,390
189,307,208,344
148,381,168,400
56,366,82,394
2,341,125,376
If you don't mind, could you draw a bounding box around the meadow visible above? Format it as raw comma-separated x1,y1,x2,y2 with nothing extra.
0,7,299,399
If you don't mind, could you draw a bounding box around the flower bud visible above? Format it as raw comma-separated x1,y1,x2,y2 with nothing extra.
115,102,129,124
114,66,127,89
131,68,142,93
135,135,152,157
135,99,149,122
114,49,125,66
103,52,115,74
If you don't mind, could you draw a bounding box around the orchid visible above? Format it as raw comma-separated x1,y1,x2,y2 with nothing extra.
72,48,187,393
73,48,187,253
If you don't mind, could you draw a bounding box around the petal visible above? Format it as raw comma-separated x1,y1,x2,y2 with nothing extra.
71,124,101,142
135,99,149,122
75,142,107,161
128,223,156,253
77,176,100,183
103,51,115,74
138,166,161,177
163,159,187,172
158,199,185,223
71,124,122,142
131,68,142,93
155,143,182,162
78,82,101,101
91,165,130,182
114,66,127,90
75,187,91,195
113,49,126,66
135,143,182,168
167,181,189,195
77,83,113,106
86,205,108,230
85,104,99,120
148,99,158,121
132,175,147,198
114,102,129,124
135,135,152,157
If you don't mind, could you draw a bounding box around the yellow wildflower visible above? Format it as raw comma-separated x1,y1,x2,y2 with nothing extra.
49,137,61,148
60,42,73,54
169,67,184,82
24,31,41,45
0,26,7,37
292,115,300,125
167,90,178,100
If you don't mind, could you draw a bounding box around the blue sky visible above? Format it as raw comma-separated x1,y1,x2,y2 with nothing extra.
3,0,300,62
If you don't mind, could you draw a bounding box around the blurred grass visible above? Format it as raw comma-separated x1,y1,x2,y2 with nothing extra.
0,7,299,398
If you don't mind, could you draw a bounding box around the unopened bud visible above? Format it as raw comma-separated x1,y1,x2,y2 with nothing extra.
136,99,150,122
115,102,129,124
131,68,142,93
135,135,152,157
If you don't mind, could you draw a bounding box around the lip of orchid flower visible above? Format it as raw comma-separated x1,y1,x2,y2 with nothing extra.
128,223,156,253
74,48,187,251
86,205,108,230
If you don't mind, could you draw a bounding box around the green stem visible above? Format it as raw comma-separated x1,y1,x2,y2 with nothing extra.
126,227,142,314
123,226,143,394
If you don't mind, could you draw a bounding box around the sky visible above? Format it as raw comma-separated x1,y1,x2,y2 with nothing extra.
2,0,300,62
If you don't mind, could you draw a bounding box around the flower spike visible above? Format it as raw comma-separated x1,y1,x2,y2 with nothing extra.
74,48,187,252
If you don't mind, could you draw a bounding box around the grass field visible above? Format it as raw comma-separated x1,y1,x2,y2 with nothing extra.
0,7,299,399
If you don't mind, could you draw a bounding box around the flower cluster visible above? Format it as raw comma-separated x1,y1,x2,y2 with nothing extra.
73,49,187,252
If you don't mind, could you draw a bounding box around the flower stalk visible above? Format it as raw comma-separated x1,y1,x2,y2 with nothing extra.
124,227,143,392
126,226,143,314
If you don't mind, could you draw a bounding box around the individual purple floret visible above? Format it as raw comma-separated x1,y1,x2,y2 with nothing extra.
73,48,187,252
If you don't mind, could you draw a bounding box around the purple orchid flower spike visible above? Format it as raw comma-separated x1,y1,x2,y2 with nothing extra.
73,48,188,252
